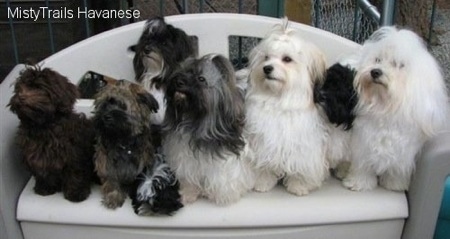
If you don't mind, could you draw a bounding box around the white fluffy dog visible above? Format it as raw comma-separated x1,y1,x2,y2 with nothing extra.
343,26,449,191
245,19,329,196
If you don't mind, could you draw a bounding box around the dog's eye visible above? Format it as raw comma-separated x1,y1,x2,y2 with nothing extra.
108,98,117,105
198,76,206,82
264,55,269,61
375,58,381,63
282,56,292,63
399,63,405,69
108,98,127,109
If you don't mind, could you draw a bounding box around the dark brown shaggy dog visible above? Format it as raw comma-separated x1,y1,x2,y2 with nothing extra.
93,80,159,209
8,67,96,202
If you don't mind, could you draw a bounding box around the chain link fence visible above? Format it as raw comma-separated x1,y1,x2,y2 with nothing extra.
429,0,450,90
133,0,378,69
135,0,378,43
134,0,257,19
2,0,449,85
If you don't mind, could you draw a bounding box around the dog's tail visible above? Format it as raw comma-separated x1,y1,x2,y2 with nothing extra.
130,154,182,216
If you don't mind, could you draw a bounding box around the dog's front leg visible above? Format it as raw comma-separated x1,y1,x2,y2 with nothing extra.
253,169,278,193
101,180,126,209
379,169,410,191
179,180,201,205
33,174,61,196
342,164,378,191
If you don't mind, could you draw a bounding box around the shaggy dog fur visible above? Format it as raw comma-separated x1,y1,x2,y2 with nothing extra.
316,61,358,177
318,63,358,130
342,26,449,191
133,17,196,124
8,67,95,202
245,19,329,196
130,154,182,216
162,54,255,205
93,80,159,209
78,71,118,99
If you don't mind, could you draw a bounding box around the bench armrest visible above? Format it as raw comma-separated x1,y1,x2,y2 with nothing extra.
402,131,450,239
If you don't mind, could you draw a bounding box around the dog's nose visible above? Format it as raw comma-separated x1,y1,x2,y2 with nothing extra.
144,45,152,54
370,69,382,79
263,65,274,75
176,79,185,88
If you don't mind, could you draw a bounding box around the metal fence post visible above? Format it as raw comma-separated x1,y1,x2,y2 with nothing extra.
257,0,284,18
6,0,19,64
44,0,56,53
380,0,395,26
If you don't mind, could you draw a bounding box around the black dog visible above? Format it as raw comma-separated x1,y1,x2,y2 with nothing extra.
132,17,197,125
316,62,358,129
8,67,96,202
130,154,182,216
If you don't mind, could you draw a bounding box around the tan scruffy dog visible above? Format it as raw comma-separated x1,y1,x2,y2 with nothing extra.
93,79,159,209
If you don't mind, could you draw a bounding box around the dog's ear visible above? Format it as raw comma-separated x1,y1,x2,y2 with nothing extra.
138,91,159,114
210,54,236,84
39,68,78,114
306,45,327,85
367,26,397,43
144,17,166,35
133,48,145,82
133,17,166,82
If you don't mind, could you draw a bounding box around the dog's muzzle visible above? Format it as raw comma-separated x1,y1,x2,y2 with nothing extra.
263,65,277,80
370,69,383,84
174,92,186,102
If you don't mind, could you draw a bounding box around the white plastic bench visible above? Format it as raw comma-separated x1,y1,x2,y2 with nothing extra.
1,13,448,239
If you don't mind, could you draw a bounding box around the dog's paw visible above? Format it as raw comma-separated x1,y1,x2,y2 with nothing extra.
207,191,242,205
179,184,200,205
34,182,58,196
342,175,377,191
102,190,125,209
64,188,90,202
285,184,310,196
253,173,278,192
180,190,200,205
181,191,199,205
379,173,409,191
283,177,315,196
331,161,351,180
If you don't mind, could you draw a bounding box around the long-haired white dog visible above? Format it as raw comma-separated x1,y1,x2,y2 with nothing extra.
343,26,449,191
245,19,329,196
162,54,255,205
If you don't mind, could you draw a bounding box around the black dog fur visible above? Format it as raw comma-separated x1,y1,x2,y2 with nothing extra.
316,63,358,130
130,154,182,216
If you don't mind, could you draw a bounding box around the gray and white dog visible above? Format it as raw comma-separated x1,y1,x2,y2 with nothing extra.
162,54,255,205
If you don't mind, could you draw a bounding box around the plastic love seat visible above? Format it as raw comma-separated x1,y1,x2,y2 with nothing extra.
1,13,449,239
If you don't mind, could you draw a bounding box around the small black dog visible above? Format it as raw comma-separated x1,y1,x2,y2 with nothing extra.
130,154,182,216
316,62,357,129
315,61,358,179
132,17,196,124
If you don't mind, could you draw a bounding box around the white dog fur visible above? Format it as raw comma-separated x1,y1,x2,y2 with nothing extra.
343,26,449,191
163,134,255,205
245,18,329,196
